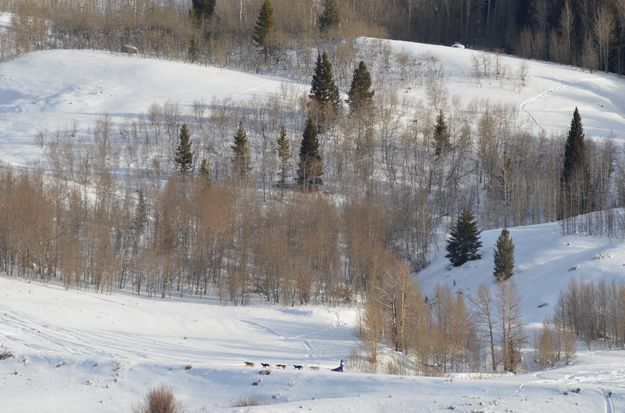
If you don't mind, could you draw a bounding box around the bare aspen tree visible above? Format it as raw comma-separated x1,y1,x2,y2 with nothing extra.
496,279,525,373
470,284,497,372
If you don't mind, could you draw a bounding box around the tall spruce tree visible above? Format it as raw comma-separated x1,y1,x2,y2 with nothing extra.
446,208,482,267
252,0,276,58
560,107,590,217
297,118,323,190
432,110,451,156
310,52,340,129
231,122,251,179
347,61,374,114
277,125,291,192
318,0,340,33
493,228,514,280
310,52,340,108
191,0,216,22
175,123,193,175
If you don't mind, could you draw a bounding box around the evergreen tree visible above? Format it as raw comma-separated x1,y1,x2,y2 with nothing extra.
191,0,216,22
347,61,374,114
231,122,250,179
446,208,482,267
493,228,515,280
252,0,276,58
560,107,590,217
175,123,193,175
318,0,340,33
310,52,340,130
432,110,451,156
277,125,291,191
297,118,323,190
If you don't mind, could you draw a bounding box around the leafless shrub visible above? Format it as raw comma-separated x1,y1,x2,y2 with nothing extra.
134,384,185,413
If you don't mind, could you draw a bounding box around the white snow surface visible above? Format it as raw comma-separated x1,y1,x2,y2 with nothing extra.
377,38,625,140
0,49,300,166
1,272,625,412
4,219,625,413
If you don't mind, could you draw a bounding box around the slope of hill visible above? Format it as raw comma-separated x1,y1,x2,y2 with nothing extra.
418,220,625,327
0,49,302,166
374,38,625,140
1,275,624,413
2,41,625,167
2,41,625,412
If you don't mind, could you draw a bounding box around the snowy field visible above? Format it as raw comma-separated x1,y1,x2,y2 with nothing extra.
2,221,625,412
1,275,624,413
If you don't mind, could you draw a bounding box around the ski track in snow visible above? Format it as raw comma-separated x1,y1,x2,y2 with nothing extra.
602,389,614,413
520,77,596,133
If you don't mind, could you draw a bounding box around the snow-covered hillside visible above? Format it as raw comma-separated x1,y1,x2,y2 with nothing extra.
2,41,625,167
418,220,625,328
377,38,625,140
0,50,302,166
1,275,625,413
2,40,625,412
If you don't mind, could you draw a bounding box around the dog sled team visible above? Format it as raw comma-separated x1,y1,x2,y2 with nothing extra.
244,359,344,372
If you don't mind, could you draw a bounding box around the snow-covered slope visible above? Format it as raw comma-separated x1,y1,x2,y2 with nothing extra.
1,276,625,413
0,50,301,166
377,38,625,140
2,42,625,166
418,221,625,327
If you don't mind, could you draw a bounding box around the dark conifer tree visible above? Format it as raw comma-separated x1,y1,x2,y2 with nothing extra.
347,61,374,114
277,125,291,191
252,0,276,58
446,208,482,267
175,123,193,175
560,107,590,218
318,0,340,33
493,228,514,280
231,122,251,179
310,52,340,109
432,110,451,157
297,118,323,190
310,52,340,130
191,0,216,22
559,108,592,219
